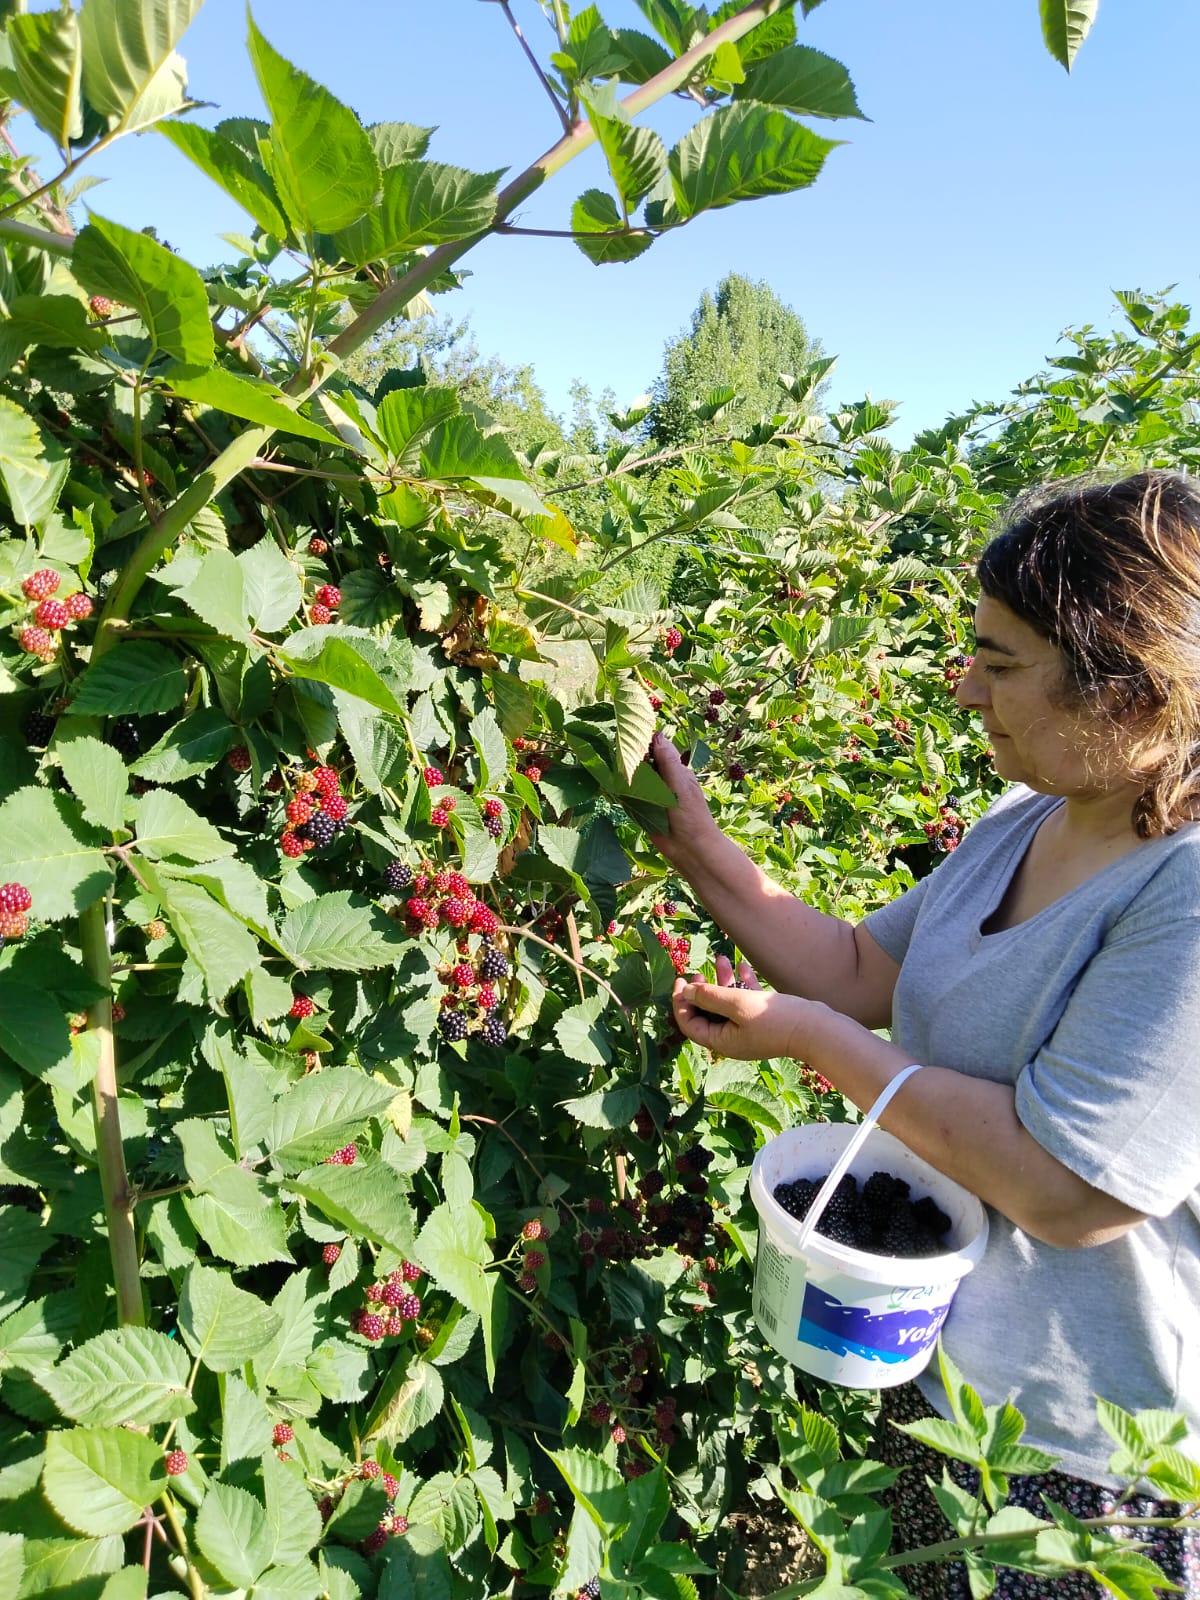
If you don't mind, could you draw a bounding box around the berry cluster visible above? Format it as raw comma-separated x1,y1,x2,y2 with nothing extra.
385,862,511,1045
662,625,683,655
654,925,692,976
922,801,963,854
350,1263,425,1341
308,583,341,625
279,762,349,858
773,1168,953,1257
0,883,32,941
16,571,94,660
316,1458,409,1554
515,1217,551,1292
943,652,974,693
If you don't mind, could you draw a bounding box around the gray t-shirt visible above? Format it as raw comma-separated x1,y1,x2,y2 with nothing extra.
862,784,1200,1485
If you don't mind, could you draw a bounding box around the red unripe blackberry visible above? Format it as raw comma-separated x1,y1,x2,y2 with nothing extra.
663,626,683,651
286,796,315,825
164,1448,188,1476
227,745,251,772
18,626,55,658
0,884,32,914
281,831,305,858
405,897,429,921
401,1259,421,1282
314,584,341,608
386,1317,404,1336
294,771,318,794
477,984,498,1010
433,870,452,893
610,1423,627,1444
483,798,503,819
88,295,113,317
110,1001,126,1023
0,910,28,939
288,994,315,1020
309,537,328,555
382,1472,399,1500
523,1250,546,1270
441,895,469,927
443,796,457,814
450,962,474,989
653,902,665,918
522,1218,547,1242
381,1280,405,1307
430,806,450,828
440,871,467,898
146,919,167,941
470,905,499,936
322,1242,341,1266
272,1422,293,1446
397,1293,420,1320
359,1313,385,1341
422,908,441,931
321,792,348,821
64,592,92,620
34,599,69,630
309,603,332,625
325,1143,357,1165
22,569,60,600
589,1401,611,1423
359,1461,382,1478
422,765,443,788
412,872,430,893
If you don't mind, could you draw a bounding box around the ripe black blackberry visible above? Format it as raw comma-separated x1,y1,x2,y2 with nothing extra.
439,1010,469,1043
23,711,55,747
774,1177,818,1221
307,812,337,847
384,859,412,892
109,717,141,758
479,1015,507,1047
863,1170,910,1216
485,815,503,838
578,1579,601,1600
479,947,509,982
911,1194,952,1240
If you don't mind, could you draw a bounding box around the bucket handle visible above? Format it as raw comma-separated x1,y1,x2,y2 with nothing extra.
793,1062,927,1248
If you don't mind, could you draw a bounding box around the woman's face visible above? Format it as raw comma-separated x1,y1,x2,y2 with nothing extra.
956,595,1140,797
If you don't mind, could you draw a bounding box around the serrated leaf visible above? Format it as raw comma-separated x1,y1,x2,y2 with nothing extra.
68,640,188,716
545,1444,629,1535
266,1068,397,1170
42,1428,161,1536
610,667,656,784
669,101,837,218
261,1449,323,1569
248,14,380,235
285,1148,414,1252
570,188,654,266
39,1328,193,1426
178,1262,283,1373
0,975,73,1081
16,1533,124,1591
588,105,668,211
0,787,111,919
414,1202,494,1321
141,865,260,1001
1039,0,1099,70
194,1480,274,1588
736,44,864,119
365,1356,445,1445
164,362,340,445
332,161,500,267
554,995,613,1067
183,1192,292,1267
0,395,70,528
134,788,233,862
157,120,288,235
130,705,240,782
79,0,202,135
0,1534,21,1596
373,385,461,471
56,736,129,833
73,215,214,365
279,630,408,717
7,7,83,148
277,891,406,972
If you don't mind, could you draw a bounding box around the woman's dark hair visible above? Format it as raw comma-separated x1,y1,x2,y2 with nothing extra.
977,469,1200,837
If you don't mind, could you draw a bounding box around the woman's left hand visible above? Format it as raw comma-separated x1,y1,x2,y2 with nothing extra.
672,958,809,1060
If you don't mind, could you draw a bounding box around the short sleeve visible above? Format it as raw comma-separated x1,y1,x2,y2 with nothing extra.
1014,860,1200,1216
860,870,934,964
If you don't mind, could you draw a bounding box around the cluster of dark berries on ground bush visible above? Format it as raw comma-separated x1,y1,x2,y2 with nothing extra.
774,1169,953,1258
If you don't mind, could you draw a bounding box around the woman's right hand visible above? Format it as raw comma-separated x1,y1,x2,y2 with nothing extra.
647,732,722,867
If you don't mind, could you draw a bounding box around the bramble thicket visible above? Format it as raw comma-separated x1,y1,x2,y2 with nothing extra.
0,1,1198,1596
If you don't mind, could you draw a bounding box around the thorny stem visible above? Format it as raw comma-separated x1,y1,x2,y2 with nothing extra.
498,922,628,1014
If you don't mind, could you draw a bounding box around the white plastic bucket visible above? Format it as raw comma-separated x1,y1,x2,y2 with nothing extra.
749,1119,988,1388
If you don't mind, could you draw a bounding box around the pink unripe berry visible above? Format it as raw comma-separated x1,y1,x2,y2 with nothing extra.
165,1449,188,1476
401,1260,421,1282
450,962,474,989
34,598,69,630
422,765,443,788
483,797,503,818
522,1218,547,1241
64,592,93,620
21,569,59,600
359,1460,381,1478
430,806,450,828
288,994,315,1019
523,1250,546,1270
18,626,55,658
589,1401,611,1423
324,1143,357,1166
0,884,32,914
309,537,328,556
611,1423,627,1444
309,603,332,624
382,1472,399,1499
272,1422,294,1446
359,1313,385,1341
322,1242,342,1266
314,584,341,608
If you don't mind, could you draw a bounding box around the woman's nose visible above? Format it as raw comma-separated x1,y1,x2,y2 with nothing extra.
955,657,986,709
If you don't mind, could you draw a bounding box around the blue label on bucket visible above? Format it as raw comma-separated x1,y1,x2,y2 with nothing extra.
798,1285,952,1364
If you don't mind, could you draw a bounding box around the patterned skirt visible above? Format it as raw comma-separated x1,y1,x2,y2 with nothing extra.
872,1382,1200,1599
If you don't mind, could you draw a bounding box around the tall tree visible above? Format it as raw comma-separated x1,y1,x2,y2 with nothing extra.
649,273,824,446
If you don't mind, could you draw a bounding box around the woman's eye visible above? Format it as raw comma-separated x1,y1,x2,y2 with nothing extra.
982,663,1009,677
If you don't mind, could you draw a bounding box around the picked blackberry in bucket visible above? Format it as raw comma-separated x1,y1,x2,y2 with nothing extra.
773,1169,953,1258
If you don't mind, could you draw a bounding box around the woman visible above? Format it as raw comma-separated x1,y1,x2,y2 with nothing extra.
653,470,1200,1598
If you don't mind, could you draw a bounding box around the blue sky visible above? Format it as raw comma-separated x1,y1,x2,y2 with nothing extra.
31,0,1200,440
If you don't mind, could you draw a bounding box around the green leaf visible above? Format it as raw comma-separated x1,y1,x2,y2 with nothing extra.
73,215,214,365
286,1149,414,1253
367,120,434,165
414,1203,494,1320
99,1570,149,1600
279,630,408,717
178,1261,283,1373
545,1445,629,1536
39,1328,193,1426
736,44,864,119
7,7,83,148
130,706,240,782
134,788,233,862
0,977,72,1080
266,1068,397,1171
56,736,128,833
374,385,461,471
331,161,501,267
141,864,261,1001
588,105,668,211
163,362,341,444
555,995,613,1067
570,189,655,265
68,640,188,715
17,1534,125,1591
610,667,656,784
1039,0,1099,70
157,120,288,236
0,395,70,528
365,1356,445,1445
78,0,202,135
247,13,380,234
7,293,104,354
277,891,406,972
184,1192,293,1267
668,102,838,217
0,787,111,920
0,1535,21,1597
164,545,253,641
42,1428,161,1536
194,1480,274,1588
261,1449,323,1570
469,707,508,792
